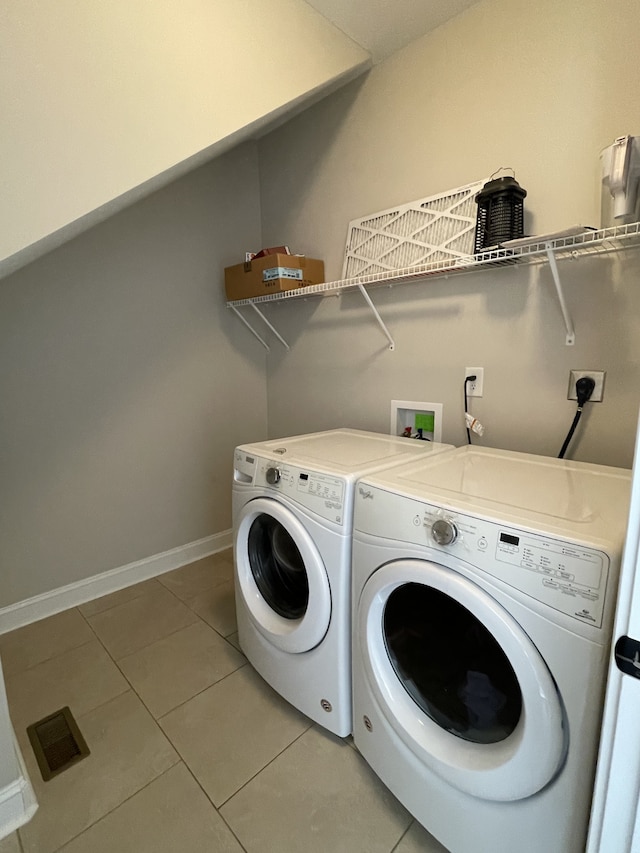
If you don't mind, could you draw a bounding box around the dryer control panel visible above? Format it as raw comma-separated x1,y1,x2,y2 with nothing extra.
421,506,608,627
234,451,346,526
355,486,613,628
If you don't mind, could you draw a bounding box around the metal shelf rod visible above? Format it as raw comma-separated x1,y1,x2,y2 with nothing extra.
357,284,395,350
228,304,270,351
250,303,290,351
545,242,576,346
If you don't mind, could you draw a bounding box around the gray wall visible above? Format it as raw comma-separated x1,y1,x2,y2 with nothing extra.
0,143,267,607
258,0,640,468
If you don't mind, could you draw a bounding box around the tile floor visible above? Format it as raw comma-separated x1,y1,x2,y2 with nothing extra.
0,549,448,853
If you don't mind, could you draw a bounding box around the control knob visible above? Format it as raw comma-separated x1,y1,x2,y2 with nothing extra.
266,466,281,485
431,518,458,546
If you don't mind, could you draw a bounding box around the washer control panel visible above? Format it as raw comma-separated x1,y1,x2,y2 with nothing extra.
355,485,612,627
420,505,608,626
234,451,345,525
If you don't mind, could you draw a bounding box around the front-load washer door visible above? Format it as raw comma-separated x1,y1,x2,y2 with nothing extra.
235,497,331,654
358,559,565,802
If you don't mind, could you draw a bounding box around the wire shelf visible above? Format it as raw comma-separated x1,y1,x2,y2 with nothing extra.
226,221,640,308
226,221,640,350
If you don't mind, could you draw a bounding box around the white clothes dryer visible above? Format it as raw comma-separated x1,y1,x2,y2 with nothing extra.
233,429,453,737
351,446,631,853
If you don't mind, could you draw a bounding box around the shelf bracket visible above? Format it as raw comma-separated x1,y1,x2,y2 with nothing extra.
228,303,291,351
357,284,395,350
228,304,270,351
249,303,290,351
544,242,575,346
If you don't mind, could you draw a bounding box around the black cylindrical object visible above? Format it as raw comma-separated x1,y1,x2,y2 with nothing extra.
474,176,527,253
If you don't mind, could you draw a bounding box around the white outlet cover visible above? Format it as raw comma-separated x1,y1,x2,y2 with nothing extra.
465,367,484,397
568,370,605,402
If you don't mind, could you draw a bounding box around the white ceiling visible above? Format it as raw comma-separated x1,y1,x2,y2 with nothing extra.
304,0,482,62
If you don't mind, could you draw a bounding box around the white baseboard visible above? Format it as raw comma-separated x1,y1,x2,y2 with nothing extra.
0,530,233,636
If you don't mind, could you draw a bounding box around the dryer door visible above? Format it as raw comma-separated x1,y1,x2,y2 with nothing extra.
358,559,565,802
235,497,331,654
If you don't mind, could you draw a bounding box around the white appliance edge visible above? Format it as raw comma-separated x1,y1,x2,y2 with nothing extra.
588,407,640,852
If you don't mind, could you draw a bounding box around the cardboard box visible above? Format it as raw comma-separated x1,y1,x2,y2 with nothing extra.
224,254,325,301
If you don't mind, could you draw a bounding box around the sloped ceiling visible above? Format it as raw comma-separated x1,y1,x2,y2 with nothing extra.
0,0,481,279
305,0,482,63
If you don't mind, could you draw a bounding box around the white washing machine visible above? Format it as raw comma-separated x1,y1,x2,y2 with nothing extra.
233,428,453,737
351,446,631,853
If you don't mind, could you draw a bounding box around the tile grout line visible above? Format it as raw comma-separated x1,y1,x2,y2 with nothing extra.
16,564,241,853
76,570,234,622
156,661,250,724
12,616,131,852
153,556,238,647
167,711,317,851
148,671,260,852
140,557,325,819
389,821,413,853
75,551,234,621
75,549,235,621
78,595,228,665
112,620,243,670
157,573,235,599
216,720,315,811
76,607,186,723
3,586,231,713
78,596,247,733
0,580,181,679
76,580,165,619
31,687,183,852
13,556,236,852
70,569,243,726
179,761,249,853
115,648,247,723
1,631,97,679
45,762,184,853
77,684,184,828
145,653,316,825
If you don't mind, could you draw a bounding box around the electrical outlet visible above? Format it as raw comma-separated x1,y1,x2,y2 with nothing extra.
567,370,606,402
465,367,484,397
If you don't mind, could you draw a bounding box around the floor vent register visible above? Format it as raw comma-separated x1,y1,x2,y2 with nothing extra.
26,706,90,781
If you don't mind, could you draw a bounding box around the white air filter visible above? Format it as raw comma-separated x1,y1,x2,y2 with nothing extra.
342,181,486,279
